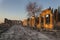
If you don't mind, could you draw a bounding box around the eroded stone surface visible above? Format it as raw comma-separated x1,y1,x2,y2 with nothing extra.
0,25,60,40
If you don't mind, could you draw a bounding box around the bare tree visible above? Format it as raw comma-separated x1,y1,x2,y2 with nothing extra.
26,2,42,17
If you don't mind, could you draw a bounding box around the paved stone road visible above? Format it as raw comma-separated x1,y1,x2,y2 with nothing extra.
0,25,60,40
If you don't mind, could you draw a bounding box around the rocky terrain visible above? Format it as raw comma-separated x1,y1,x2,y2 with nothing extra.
0,25,60,40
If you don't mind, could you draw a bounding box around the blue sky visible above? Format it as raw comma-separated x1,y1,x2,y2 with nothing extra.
0,0,60,23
